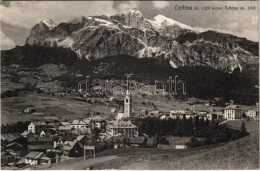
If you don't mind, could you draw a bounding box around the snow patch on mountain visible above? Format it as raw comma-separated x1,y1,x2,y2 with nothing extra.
137,46,162,58
42,19,56,30
57,37,75,48
148,15,194,31
169,60,178,68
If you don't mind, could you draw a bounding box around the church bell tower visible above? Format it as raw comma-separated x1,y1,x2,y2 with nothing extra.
124,90,132,118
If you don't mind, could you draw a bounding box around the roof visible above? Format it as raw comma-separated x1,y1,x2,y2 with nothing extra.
1,133,21,142
28,145,53,150
71,120,88,125
40,156,51,161
1,150,12,157
170,110,186,114
28,136,53,142
86,116,106,122
62,140,81,151
225,105,242,109
58,125,72,131
60,122,71,126
76,135,85,141
21,131,34,137
24,107,35,110
6,142,23,148
107,121,138,129
129,137,145,144
60,134,76,141
25,151,43,159
30,121,47,126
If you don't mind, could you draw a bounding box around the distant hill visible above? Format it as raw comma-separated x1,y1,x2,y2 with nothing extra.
1,45,258,105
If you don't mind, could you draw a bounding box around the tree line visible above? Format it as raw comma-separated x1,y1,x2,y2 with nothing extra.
133,117,248,147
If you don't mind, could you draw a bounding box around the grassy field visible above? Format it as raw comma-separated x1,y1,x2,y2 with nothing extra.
38,120,259,170
1,86,226,124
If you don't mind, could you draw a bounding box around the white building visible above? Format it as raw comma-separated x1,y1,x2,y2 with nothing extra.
224,105,242,120
28,121,47,134
70,120,90,134
117,90,133,120
25,151,43,166
246,110,258,119
106,121,138,137
170,110,186,119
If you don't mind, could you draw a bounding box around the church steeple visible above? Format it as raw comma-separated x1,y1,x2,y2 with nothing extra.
124,89,132,118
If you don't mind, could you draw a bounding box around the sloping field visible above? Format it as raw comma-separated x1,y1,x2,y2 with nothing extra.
41,120,259,170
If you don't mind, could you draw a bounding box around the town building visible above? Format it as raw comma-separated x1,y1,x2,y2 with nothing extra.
85,116,106,129
1,150,15,167
117,89,133,120
206,113,218,121
1,133,27,148
70,120,91,134
106,121,138,137
23,107,36,113
25,151,44,166
224,105,243,120
246,109,259,119
170,110,186,119
28,121,47,135
21,131,34,138
58,125,73,134
55,140,83,157
27,136,54,151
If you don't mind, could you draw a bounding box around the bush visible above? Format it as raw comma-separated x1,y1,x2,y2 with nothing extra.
186,137,202,148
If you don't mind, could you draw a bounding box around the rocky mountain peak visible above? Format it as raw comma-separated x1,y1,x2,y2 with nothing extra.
119,9,143,17
24,11,258,73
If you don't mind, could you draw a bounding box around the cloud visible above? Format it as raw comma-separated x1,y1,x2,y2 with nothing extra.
0,1,117,29
152,1,170,9
0,30,15,50
117,1,141,12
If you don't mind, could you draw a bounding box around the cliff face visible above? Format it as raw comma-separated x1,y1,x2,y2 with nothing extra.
25,10,258,73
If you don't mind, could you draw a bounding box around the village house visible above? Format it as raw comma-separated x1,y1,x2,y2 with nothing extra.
59,140,83,157
141,109,148,115
71,120,90,134
58,125,73,134
21,131,34,138
85,116,106,129
23,107,36,114
149,110,160,115
159,113,170,120
169,110,186,119
28,121,47,135
1,150,16,167
224,105,243,120
106,121,139,137
27,136,54,151
206,113,218,121
1,133,27,148
128,136,146,147
197,111,208,120
246,109,259,119
24,151,43,166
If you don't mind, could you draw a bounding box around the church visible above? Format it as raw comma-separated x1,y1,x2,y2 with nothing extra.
117,89,133,120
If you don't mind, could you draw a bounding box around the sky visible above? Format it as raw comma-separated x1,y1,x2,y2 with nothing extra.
0,1,258,50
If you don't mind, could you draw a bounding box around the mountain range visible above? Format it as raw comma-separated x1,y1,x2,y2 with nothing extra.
23,9,258,73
